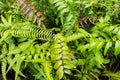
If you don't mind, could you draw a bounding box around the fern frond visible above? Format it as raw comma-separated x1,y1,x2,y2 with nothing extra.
1,60,7,80
72,59,86,66
66,28,91,42
1,27,55,41
16,0,46,29
53,0,69,15
42,59,53,80
1,44,8,80
6,52,26,79
27,56,53,80
6,54,21,73
28,63,46,79
52,0,78,30
50,33,74,80
30,27,55,40
0,30,10,44
102,25,120,39
77,16,98,28
67,33,85,42
92,23,120,56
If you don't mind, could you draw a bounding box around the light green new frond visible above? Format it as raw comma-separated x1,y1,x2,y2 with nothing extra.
1,44,7,80
50,33,74,80
1,27,55,41
104,41,112,56
42,60,53,80
14,54,22,80
66,33,85,42
6,55,21,73
1,59,7,80
114,41,120,57
6,53,26,79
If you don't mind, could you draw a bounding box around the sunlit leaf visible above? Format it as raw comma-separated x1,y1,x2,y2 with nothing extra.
95,51,109,68
1,59,7,80
96,41,105,50
18,40,34,51
104,41,112,56
60,8,69,14
56,66,64,80
51,54,62,61
57,4,66,11
72,59,86,66
15,54,22,80
1,15,8,25
54,60,62,69
114,41,120,56
55,2,64,8
7,54,20,73
42,60,53,80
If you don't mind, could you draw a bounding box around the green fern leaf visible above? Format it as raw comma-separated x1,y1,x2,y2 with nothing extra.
57,4,66,11
56,66,64,80
18,40,34,51
42,60,53,80
94,51,110,68
96,40,105,50
1,27,55,41
50,34,74,80
51,54,62,61
1,15,8,26
104,41,112,56
54,60,62,69
15,54,22,80
55,2,64,8
114,41,120,57
66,33,85,42
1,44,7,80
12,66,26,78
0,31,10,44
1,59,7,80
72,59,86,66
6,55,20,73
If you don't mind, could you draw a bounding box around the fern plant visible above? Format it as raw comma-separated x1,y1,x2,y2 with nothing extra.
0,13,54,80
50,33,75,79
